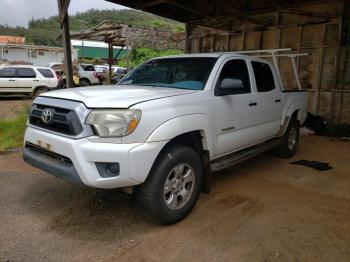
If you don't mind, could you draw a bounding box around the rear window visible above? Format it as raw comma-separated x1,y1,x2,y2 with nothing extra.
81,65,95,71
252,61,276,92
17,68,36,78
0,67,16,78
38,68,55,78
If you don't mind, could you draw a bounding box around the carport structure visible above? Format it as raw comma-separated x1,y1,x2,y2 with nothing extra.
57,0,350,123
67,21,131,82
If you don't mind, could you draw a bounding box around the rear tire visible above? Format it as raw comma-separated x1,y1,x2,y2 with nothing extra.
33,87,48,98
79,78,90,86
136,145,203,224
275,117,300,158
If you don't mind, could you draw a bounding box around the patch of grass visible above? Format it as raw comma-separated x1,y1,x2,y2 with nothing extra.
0,111,28,152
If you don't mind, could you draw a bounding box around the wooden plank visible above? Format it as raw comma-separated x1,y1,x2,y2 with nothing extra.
58,0,70,28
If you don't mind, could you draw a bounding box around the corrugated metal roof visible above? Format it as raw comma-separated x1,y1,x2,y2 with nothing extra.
0,35,25,44
72,45,127,59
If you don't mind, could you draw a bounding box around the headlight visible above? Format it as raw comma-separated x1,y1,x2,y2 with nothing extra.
86,109,141,137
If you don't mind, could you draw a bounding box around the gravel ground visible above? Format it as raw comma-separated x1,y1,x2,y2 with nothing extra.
0,98,32,119
0,135,350,262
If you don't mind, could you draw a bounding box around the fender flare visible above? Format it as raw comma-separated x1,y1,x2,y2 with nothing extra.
277,101,304,137
146,114,215,158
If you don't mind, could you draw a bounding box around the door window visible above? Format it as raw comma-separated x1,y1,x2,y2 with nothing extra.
0,67,16,78
252,61,276,92
37,68,55,78
17,68,36,78
216,59,250,94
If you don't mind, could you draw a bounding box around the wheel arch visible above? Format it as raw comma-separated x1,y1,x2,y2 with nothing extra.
31,85,50,97
277,109,300,137
146,114,214,157
145,114,215,193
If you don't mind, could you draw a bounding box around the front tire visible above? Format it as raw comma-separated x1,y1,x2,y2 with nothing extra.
137,145,203,224
275,117,300,158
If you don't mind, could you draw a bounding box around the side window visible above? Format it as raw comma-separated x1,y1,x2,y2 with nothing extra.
252,61,276,92
37,68,54,78
17,68,36,78
217,59,250,94
0,67,16,78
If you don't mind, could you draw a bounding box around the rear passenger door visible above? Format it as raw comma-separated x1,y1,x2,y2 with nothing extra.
15,67,37,92
251,61,283,138
37,68,56,88
213,59,260,157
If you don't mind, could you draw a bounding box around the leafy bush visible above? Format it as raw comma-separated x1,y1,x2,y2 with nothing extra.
118,48,183,68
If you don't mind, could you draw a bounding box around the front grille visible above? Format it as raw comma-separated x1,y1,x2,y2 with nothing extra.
25,142,72,164
29,104,83,136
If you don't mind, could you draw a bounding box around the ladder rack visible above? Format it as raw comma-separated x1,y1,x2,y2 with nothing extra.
224,48,308,90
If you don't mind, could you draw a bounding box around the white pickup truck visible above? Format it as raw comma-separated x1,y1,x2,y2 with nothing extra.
23,52,307,224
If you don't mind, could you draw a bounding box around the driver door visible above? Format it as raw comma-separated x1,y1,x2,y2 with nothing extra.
213,59,259,157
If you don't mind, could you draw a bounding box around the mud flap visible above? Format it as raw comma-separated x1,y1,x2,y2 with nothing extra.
202,150,211,194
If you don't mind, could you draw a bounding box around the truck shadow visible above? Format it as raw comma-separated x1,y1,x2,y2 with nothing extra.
22,176,156,242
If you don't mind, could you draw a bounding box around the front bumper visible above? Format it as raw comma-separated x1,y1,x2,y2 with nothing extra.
23,126,167,189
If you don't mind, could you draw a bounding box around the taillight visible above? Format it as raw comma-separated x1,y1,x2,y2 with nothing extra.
53,70,59,80
93,72,99,78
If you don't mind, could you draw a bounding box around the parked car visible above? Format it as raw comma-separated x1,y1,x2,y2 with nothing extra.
77,64,101,86
112,66,127,75
0,65,58,97
47,62,80,88
94,65,108,74
111,73,127,84
23,53,307,224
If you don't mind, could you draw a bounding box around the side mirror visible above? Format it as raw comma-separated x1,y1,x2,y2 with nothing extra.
215,78,244,96
220,78,244,90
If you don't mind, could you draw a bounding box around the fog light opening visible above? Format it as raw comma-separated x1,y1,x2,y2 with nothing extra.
96,162,120,178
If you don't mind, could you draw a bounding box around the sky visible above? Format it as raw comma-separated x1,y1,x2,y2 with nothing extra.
0,0,126,27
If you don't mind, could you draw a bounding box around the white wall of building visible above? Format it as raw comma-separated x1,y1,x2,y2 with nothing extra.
0,45,78,66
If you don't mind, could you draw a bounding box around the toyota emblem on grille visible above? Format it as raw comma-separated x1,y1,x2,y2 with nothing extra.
41,109,54,124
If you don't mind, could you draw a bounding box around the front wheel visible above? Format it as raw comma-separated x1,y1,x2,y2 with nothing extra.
275,117,300,158
136,145,203,224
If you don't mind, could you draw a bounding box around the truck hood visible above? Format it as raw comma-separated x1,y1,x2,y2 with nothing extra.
41,85,197,108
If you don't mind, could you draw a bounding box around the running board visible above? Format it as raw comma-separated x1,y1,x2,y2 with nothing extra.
210,140,281,172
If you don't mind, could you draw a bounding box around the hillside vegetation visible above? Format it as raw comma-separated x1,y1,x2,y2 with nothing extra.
0,9,184,47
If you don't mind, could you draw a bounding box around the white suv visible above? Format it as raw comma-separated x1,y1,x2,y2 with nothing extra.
0,65,58,97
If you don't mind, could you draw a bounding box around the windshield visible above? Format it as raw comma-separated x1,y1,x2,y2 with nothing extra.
119,57,218,90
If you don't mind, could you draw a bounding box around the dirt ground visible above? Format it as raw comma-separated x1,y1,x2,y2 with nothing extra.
0,135,350,262
0,98,32,119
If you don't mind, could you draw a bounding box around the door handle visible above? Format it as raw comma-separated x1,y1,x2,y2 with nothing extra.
249,102,258,107
275,99,281,103
33,79,39,82
8,79,15,81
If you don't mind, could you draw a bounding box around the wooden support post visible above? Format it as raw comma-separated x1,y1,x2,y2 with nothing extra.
58,0,73,88
0,45,4,60
226,34,230,51
108,42,113,84
329,21,343,123
185,23,191,53
125,28,130,71
315,23,326,115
